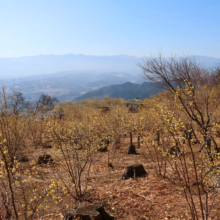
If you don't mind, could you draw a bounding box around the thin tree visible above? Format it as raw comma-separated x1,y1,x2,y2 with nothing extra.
138,54,220,161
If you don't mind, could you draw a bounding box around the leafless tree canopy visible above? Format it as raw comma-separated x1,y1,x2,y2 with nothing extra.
138,54,218,92
138,54,220,162
34,94,59,113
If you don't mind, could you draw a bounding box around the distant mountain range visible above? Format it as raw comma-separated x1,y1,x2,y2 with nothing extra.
0,54,142,79
0,54,219,102
0,54,220,79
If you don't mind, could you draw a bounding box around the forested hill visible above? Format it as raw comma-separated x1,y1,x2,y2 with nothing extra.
74,81,163,101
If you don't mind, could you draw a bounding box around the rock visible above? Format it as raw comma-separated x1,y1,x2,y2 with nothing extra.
122,164,147,180
37,154,53,165
64,204,116,220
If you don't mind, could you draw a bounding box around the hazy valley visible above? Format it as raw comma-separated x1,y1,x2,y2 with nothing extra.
1,54,220,102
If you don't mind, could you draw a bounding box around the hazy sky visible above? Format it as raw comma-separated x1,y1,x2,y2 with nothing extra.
1,0,220,58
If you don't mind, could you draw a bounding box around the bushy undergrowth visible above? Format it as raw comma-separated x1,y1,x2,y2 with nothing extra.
1,68,220,219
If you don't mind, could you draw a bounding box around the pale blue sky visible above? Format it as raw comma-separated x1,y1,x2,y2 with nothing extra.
0,0,220,58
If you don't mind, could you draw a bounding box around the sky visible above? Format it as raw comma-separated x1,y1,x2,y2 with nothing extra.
0,0,220,58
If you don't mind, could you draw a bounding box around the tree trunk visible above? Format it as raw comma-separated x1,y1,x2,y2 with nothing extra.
128,132,137,154
156,130,160,145
130,132,132,145
128,145,137,154
122,164,147,180
137,136,140,148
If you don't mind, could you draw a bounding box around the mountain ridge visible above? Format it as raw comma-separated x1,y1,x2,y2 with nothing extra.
0,54,142,79
1,54,220,79
1,54,220,102
74,81,162,101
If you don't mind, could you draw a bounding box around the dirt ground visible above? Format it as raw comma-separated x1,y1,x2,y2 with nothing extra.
23,135,220,220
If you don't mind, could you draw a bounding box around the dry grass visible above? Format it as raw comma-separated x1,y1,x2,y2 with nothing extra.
2,93,220,219
15,133,220,220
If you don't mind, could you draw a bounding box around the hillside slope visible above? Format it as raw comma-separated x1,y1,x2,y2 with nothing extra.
75,81,162,100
